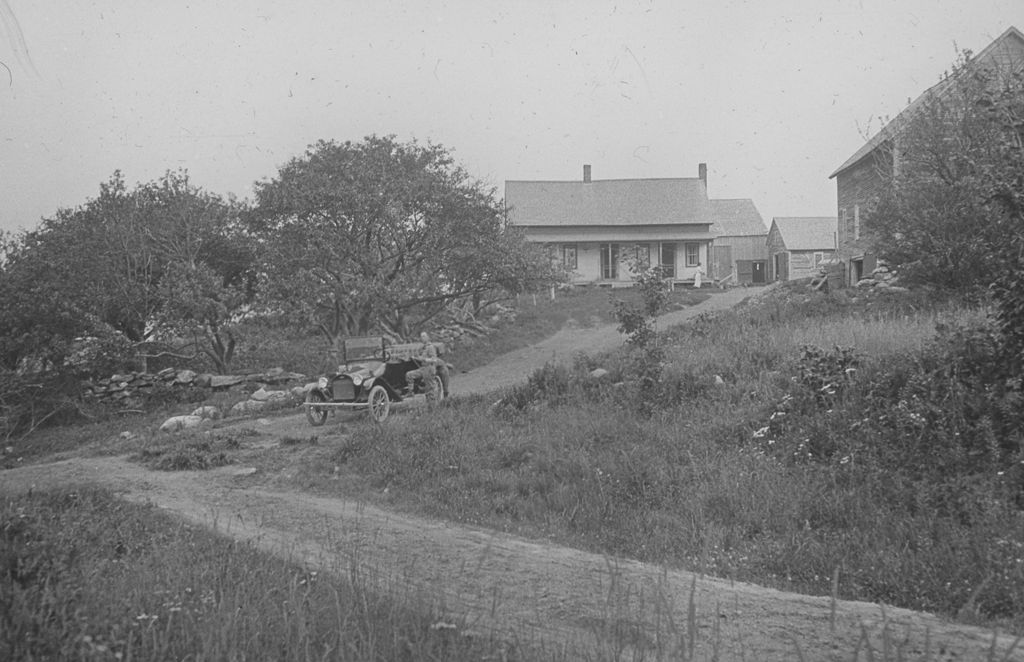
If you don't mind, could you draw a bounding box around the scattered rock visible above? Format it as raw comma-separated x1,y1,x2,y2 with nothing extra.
230,400,266,415
250,388,291,403
174,369,197,384
589,368,610,380
119,431,134,440
714,374,726,386
159,415,205,433
231,467,257,477
210,375,245,389
190,405,222,420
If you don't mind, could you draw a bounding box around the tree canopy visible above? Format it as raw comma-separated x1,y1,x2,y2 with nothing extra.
250,135,557,342
0,170,254,374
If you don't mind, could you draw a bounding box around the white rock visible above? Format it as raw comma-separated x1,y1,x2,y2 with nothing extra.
589,368,610,380
190,405,222,420
159,415,204,433
714,375,726,386
230,400,267,415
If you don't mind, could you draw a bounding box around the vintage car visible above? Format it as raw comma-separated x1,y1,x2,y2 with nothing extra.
303,336,448,425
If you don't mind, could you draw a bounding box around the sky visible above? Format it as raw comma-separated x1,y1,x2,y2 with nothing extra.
1,0,1022,234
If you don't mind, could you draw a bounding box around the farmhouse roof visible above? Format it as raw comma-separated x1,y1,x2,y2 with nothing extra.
505,178,714,227
709,199,768,236
830,26,1024,179
771,217,837,251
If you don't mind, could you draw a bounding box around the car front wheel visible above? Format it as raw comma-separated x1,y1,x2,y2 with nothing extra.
368,384,390,423
305,391,328,426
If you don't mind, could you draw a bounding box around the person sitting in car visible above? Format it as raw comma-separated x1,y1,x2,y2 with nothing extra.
404,331,449,397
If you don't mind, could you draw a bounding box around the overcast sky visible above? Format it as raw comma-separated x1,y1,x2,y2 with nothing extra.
2,0,1021,234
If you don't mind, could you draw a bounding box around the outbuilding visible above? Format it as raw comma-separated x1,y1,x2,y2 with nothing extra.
767,217,837,281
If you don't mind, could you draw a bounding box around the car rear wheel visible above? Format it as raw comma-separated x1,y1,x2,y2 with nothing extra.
426,376,445,404
368,384,390,423
305,391,328,426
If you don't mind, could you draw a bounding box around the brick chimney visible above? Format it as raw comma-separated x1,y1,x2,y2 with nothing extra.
583,164,592,183
698,163,707,189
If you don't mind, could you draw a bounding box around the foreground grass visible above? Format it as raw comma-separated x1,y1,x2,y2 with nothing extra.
0,486,539,661
294,285,1024,635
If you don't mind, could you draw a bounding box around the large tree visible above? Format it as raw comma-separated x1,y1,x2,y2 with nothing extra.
250,135,557,342
0,171,255,374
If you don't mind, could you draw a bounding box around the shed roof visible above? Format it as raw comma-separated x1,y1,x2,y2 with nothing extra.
709,199,768,236
830,26,1024,179
771,217,837,251
505,178,713,227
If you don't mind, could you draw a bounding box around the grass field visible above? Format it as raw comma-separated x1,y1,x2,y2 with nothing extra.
288,284,1024,635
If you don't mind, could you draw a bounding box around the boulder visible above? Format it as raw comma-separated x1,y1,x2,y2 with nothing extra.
589,368,610,380
159,415,205,433
174,369,197,385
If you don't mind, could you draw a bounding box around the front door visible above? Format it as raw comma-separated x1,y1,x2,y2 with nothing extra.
659,243,676,279
752,261,766,284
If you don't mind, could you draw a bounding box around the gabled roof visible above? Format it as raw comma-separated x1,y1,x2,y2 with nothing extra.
709,199,768,236
505,178,713,226
770,217,837,251
830,26,1024,179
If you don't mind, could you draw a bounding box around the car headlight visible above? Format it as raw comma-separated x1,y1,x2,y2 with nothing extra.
352,374,363,387
317,377,329,390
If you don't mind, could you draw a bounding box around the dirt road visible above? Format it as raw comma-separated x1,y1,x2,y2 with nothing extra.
3,288,1022,660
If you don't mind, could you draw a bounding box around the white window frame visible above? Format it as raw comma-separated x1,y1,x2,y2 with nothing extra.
853,205,861,240
684,242,700,268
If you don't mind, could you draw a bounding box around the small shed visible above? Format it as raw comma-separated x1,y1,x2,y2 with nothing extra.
709,199,768,284
767,217,837,281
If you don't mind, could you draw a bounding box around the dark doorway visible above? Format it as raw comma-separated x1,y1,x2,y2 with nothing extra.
752,261,767,284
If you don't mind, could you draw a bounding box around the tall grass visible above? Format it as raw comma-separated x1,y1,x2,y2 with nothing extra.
0,486,541,661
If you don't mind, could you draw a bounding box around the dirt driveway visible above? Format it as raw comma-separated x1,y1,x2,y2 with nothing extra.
3,287,1022,661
